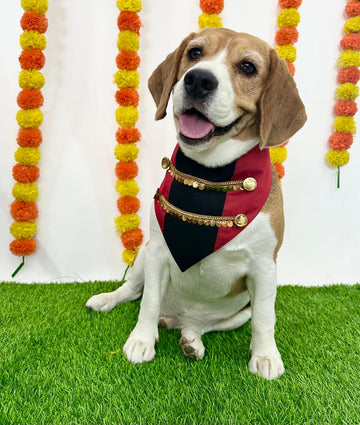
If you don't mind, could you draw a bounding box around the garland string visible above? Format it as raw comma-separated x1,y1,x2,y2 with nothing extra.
326,0,360,188
271,0,302,181
10,0,48,277
114,0,143,266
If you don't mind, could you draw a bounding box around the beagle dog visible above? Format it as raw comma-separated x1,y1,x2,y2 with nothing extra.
87,28,306,380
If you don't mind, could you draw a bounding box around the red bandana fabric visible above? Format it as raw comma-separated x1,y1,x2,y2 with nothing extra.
155,144,273,271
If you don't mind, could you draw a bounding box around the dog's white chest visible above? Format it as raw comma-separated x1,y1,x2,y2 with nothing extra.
156,208,277,326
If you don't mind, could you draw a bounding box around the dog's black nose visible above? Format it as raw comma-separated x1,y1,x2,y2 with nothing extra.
184,69,218,99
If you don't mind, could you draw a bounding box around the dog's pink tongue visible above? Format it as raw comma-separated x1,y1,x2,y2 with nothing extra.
179,112,214,139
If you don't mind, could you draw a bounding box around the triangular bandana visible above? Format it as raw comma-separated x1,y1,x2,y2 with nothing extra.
154,144,273,271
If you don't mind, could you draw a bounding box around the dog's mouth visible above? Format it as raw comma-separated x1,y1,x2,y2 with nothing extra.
178,109,243,144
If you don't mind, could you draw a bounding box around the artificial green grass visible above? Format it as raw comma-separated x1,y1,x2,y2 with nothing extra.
0,282,359,425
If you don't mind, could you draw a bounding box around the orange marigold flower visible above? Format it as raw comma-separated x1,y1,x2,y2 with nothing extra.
10,239,36,256
116,127,141,144
338,67,360,84
115,88,139,107
275,27,299,45
116,50,140,70
121,228,143,250
199,0,224,14
333,100,358,116
286,61,295,76
20,11,48,33
345,1,360,18
17,89,44,109
115,161,138,180
12,164,40,183
10,200,38,221
278,0,302,8
117,196,140,214
19,49,45,70
274,163,285,180
328,132,353,151
340,33,360,51
17,128,42,147
117,11,142,34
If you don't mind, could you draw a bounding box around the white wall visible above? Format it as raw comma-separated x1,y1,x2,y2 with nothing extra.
1,0,359,285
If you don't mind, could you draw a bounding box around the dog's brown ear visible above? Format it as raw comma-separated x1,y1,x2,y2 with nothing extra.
148,33,196,121
259,49,307,149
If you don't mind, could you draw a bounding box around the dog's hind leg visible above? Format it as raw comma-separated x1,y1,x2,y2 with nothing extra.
179,305,251,361
86,245,146,312
203,305,252,333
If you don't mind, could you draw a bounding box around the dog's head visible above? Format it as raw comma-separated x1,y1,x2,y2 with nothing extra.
149,28,306,165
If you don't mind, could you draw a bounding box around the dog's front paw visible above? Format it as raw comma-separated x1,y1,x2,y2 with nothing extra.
86,292,118,312
123,334,156,364
249,352,284,380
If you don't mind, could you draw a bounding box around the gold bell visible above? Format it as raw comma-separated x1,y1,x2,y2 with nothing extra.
234,214,248,228
242,177,257,192
161,157,170,169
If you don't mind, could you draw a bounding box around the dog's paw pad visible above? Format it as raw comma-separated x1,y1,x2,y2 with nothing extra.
248,353,284,380
180,336,205,360
123,337,156,364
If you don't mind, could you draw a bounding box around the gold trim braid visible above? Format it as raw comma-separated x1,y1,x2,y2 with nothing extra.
161,157,257,192
155,190,248,228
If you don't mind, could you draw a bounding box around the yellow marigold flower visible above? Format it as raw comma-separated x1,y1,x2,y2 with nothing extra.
19,70,45,90
277,9,300,27
198,13,222,28
116,0,142,12
115,214,140,233
10,221,37,239
16,109,43,128
114,143,139,162
114,70,140,89
344,16,360,35
338,50,360,68
115,179,139,197
333,116,357,133
336,83,359,101
122,248,139,265
20,31,46,51
326,149,350,167
270,147,287,164
117,31,139,52
12,183,39,202
115,106,139,127
14,147,41,166
275,45,297,63
21,0,48,14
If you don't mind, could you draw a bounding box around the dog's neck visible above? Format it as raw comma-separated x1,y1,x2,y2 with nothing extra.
178,137,259,168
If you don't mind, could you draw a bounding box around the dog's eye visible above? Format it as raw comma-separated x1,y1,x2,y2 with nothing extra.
237,61,257,76
187,47,202,61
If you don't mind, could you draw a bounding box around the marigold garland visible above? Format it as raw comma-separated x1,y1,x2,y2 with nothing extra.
198,0,224,28
271,0,302,181
327,0,360,188
114,0,143,266
10,0,48,263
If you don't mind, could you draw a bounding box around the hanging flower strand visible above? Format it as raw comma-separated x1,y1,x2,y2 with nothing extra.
270,0,302,181
114,0,143,266
326,0,360,188
10,0,48,276
198,0,224,28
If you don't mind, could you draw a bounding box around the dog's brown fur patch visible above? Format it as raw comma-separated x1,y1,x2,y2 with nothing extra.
225,276,247,297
